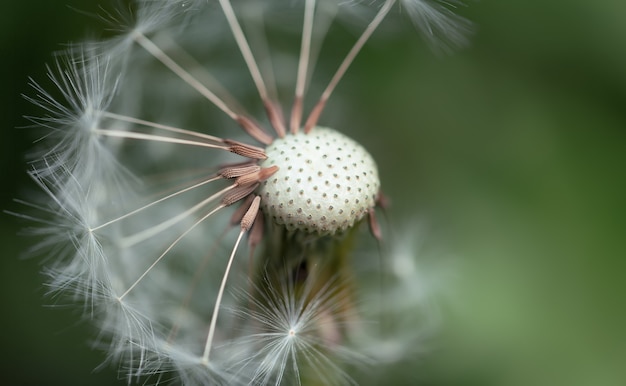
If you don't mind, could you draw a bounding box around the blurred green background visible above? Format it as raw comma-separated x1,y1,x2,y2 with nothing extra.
2,1,624,385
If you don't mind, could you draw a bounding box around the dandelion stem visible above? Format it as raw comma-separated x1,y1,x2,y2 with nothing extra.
242,12,276,99
202,196,260,363
201,228,244,364
218,0,268,104
304,2,336,88
154,35,247,114
242,9,287,138
100,111,226,143
90,176,221,232
118,204,225,301
304,0,396,133
133,32,238,121
133,32,273,144
218,0,286,137
93,129,229,150
166,224,232,344
291,0,316,134
119,184,235,248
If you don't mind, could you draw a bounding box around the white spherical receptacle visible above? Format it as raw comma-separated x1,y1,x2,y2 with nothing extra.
258,127,380,236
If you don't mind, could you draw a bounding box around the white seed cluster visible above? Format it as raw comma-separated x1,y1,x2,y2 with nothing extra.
258,127,379,236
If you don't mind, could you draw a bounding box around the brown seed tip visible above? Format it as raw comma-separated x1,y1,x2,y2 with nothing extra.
236,116,273,145
230,194,255,226
219,164,261,179
290,96,303,134
226,140,268,160
222,183,259,206
264,100,286,138
304,99,326,134
368,207,382,241
241,196,261,231
235,165,279,186
258,165,279,181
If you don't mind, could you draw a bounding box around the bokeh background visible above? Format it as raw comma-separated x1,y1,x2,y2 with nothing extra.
2,1,624,385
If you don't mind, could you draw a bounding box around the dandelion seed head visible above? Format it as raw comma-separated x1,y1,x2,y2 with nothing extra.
19,0,472,384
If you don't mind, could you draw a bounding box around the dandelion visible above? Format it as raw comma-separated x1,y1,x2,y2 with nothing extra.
20,0,471,384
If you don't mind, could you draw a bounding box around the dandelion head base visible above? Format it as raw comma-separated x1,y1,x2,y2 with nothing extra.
258,127,379,236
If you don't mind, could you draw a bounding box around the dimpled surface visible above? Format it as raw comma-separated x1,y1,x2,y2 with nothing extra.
258,127,379,236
